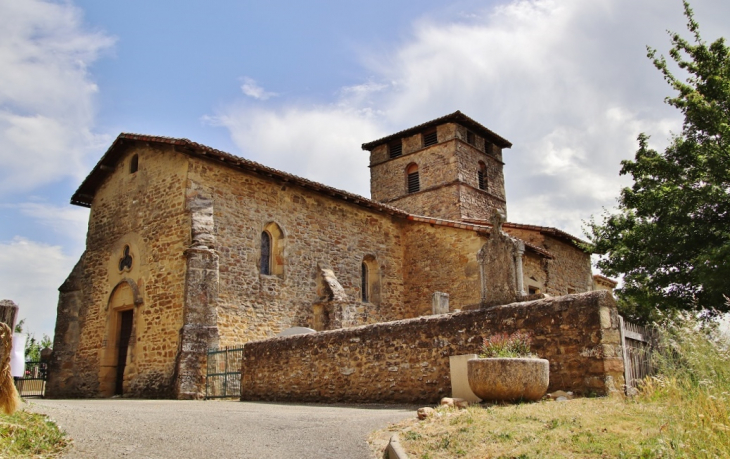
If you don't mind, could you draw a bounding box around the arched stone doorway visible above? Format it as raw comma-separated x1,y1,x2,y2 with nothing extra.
99,279,142,397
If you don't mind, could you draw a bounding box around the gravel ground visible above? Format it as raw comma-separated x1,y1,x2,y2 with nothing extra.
27,399,415,459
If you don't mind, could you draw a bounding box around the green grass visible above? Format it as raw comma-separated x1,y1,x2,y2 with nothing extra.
638,315,730,457
390,397,665,458
382,314,730,458
0,409,68,458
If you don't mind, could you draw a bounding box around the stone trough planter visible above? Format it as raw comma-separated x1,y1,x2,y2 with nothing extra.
467,357,549,402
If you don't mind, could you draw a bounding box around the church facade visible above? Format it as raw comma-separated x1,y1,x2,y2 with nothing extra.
46,111,612,399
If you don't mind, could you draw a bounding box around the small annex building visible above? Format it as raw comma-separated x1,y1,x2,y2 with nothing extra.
47,111,610,399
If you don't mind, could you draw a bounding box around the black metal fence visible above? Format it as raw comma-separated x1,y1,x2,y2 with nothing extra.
206,346,245,399
14,361,48,398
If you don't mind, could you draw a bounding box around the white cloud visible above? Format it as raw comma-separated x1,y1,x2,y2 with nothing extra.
13,202,89,253
0,0,114,195
240,77,279,101
211,0,729,240
0,237,75,339
209,106,383,195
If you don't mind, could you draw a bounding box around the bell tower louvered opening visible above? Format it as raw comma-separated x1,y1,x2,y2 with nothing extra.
423,130,437,147
388,140,402,158
406,163,420,193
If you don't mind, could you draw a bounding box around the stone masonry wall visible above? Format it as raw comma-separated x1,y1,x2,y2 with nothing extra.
186,157,408,347
402,223,486,317
240,291,625,404
369,126,506,222
48,143,190,398
504,228,593,295
388,184,463,221
371,140,460,204
453,141,505,203
458,185,508,222
523,252,548,294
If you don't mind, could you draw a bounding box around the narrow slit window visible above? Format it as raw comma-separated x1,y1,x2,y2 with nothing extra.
361,255,380,305
388,140,402,158
130,154,139,174
406,163,420,193
478,162,488,190
423,130,437,147
260,231,271,275
361,262,369,302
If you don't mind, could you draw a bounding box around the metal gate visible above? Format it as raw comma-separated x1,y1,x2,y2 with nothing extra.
620,317,655,394
14,361,48,398
205,346,245,399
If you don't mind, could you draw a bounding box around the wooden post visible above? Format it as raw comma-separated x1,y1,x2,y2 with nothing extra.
0,299,19,331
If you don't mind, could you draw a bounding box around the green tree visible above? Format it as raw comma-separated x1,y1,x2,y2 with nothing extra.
588,2,730,324
25,334,52,362
12,318,53,361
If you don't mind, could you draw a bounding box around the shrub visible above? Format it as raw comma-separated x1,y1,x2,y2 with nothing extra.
479,331,535,358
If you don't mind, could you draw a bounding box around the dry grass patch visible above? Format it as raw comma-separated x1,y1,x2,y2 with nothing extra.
0,409,68,458
380,397,666,458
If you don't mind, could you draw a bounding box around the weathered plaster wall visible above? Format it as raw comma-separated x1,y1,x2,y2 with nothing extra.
48,143,190,398
186,157,408,347
240,291,625,404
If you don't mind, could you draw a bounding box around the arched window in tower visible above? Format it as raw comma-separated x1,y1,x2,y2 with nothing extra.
406,163,420,193
260,231,272,275
478,161,488,190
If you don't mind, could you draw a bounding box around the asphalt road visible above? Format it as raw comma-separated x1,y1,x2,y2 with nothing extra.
28,399,415,458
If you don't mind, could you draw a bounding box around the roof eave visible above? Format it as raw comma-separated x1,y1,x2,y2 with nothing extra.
361,111,512,151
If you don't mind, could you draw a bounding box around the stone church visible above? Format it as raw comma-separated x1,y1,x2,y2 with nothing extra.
46,111,614,399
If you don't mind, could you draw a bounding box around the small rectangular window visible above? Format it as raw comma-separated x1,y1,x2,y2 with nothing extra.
130,154,139,174
389,140,402,158
407,172,420,193
423,130,437,147
478,170,486,190
466,131,476,146
484,141,492,154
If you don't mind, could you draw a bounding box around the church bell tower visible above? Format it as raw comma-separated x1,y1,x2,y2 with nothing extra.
361,111,511,222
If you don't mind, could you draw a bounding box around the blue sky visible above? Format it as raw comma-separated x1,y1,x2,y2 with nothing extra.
1,0,729,339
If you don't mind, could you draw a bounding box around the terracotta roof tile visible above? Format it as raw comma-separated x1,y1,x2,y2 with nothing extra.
71,133,409,219
361,111,512,150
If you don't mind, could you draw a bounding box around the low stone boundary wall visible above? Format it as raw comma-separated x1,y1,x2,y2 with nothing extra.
240,291,624,404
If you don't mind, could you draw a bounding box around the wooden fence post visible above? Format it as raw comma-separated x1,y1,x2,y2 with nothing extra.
0,299,19,331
